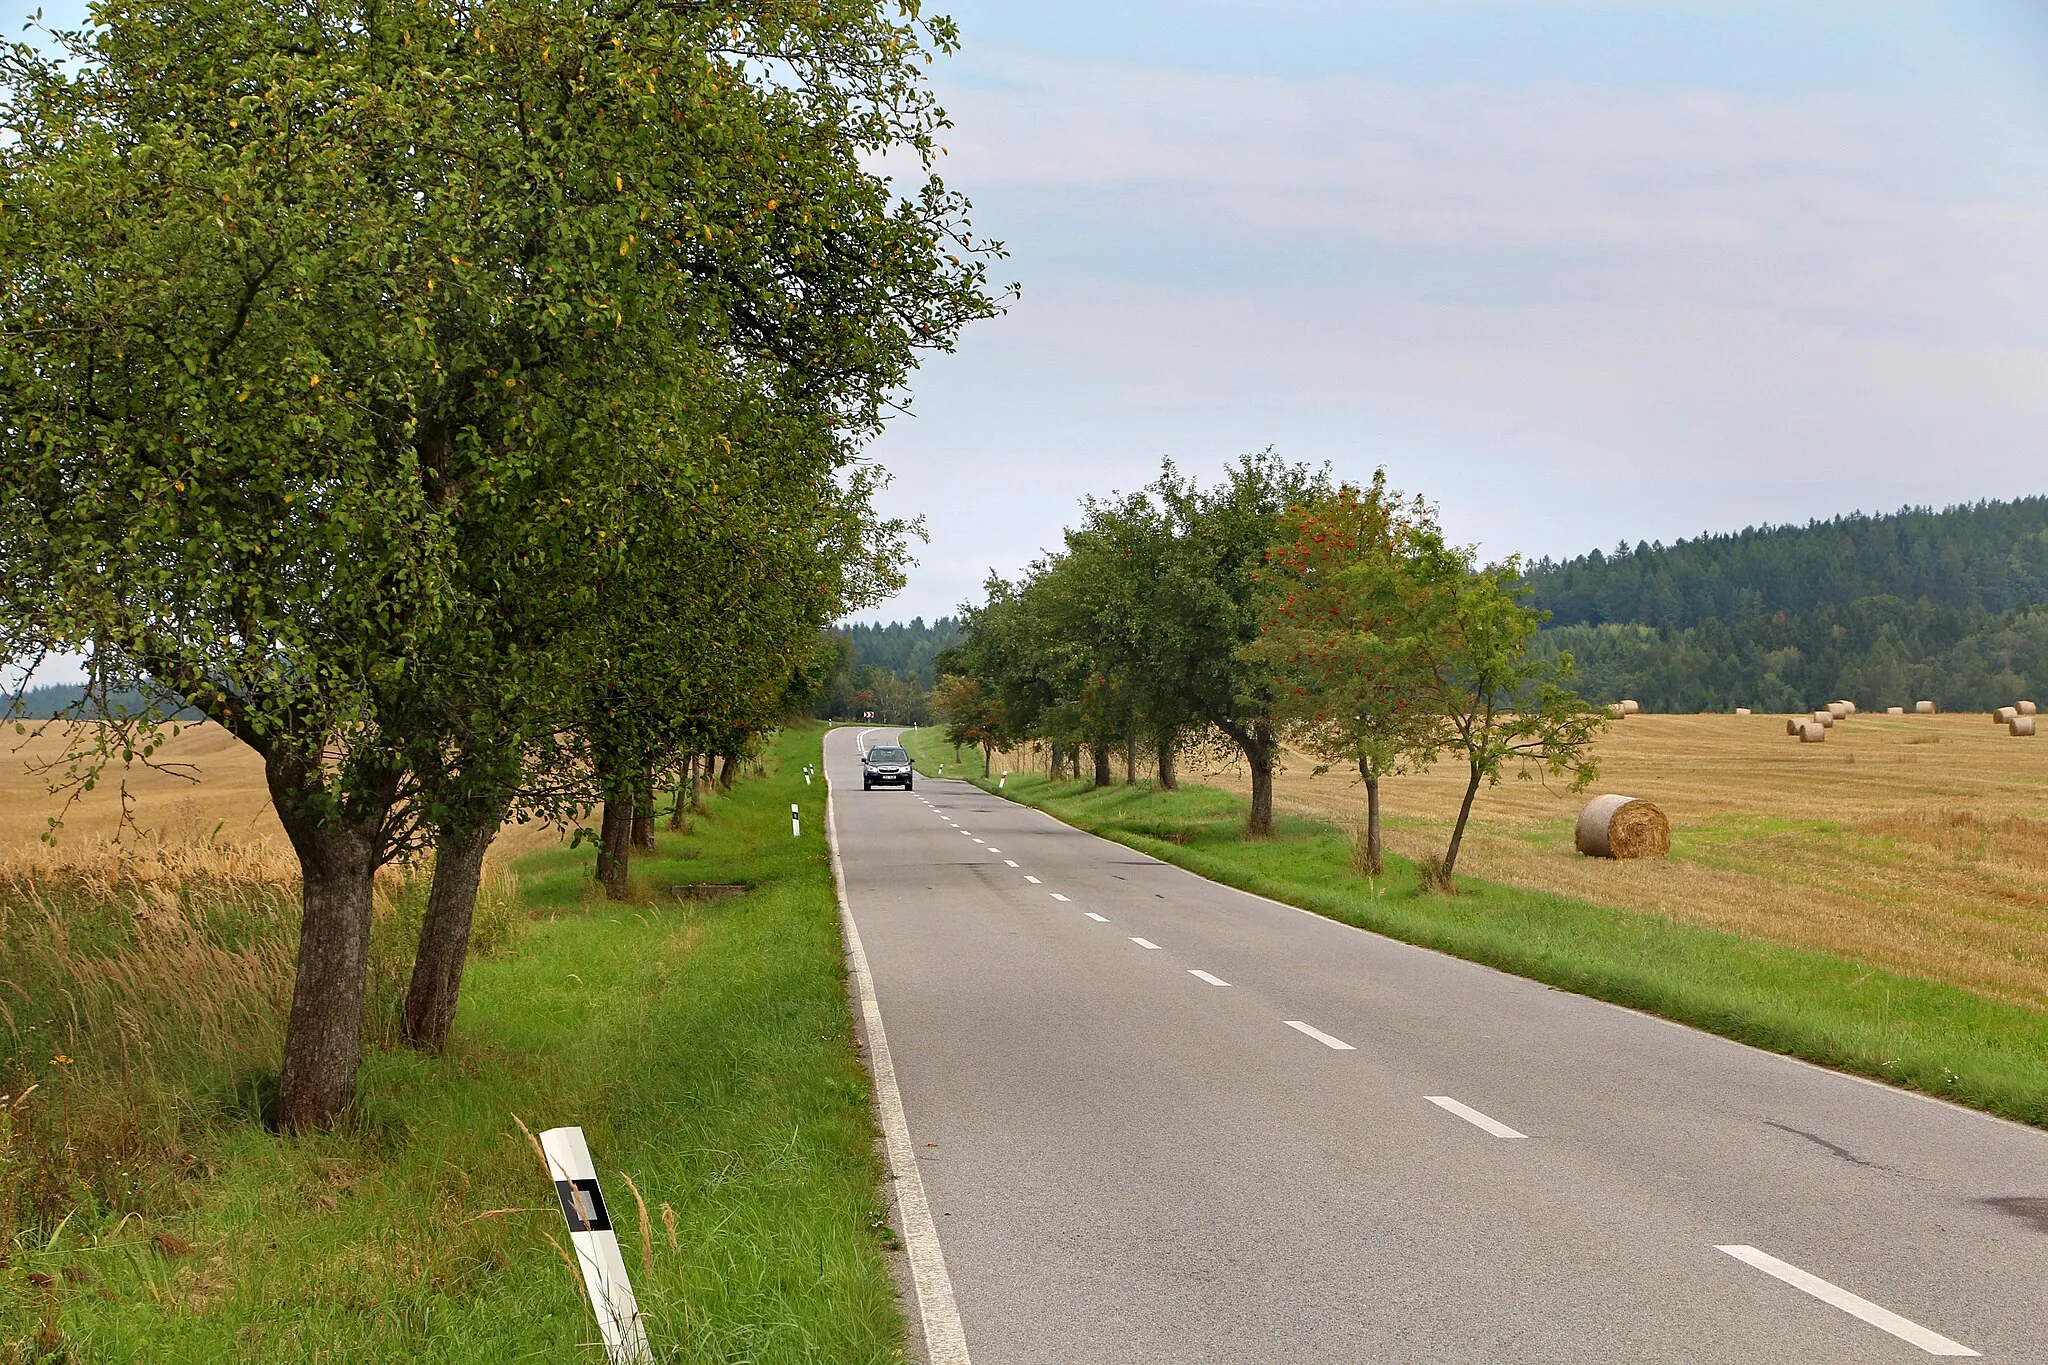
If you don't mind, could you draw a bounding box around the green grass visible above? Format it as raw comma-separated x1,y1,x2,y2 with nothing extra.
901,729,2048,1130
899,727,987,782
4,724,905,1363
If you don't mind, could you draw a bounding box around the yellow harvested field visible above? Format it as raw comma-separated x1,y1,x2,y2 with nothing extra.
1194,713,2048,1009
0,721,572,871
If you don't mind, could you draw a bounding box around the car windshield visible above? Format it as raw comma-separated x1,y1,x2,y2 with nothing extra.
867,747,909,763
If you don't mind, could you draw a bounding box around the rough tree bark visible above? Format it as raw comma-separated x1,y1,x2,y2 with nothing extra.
1091,743,1112,788
1357,754,1383,877
1441,760,1485,888
1219,720,1278,837
269,752,399,1133
631,766,656,852
718,753,738,789
402,803,506,1052
668,769,688,829
1155,724,1178,790
981,738,993,777
1125,721,1138,784
597,792,633,900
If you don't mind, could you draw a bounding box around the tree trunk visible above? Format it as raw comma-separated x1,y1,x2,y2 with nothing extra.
631,766,656,852
1442,761,1484,887
1125,722,1137,784
598,795,632,901
270,754,397,1133
719,753,738,789
1247,756,1274,837
1155,725,1178,790
981,739,993,777
689,753,707,811
402,810,502,1053
1358,755,1382,878
1091,743,1112,788
668,770,688,829
1239,722,1277,838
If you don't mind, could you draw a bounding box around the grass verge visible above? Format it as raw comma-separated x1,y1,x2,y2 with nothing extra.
900,729,2048,1130
3,723,903,1362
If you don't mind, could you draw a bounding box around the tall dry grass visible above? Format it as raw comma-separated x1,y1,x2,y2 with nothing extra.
0,829,518,1257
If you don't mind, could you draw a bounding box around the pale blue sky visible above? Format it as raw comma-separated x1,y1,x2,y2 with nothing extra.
8,0,2047,641
859,0,2048,621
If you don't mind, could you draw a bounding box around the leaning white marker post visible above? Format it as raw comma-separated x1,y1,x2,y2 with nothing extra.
539,1126,652,1364
791,802,801,839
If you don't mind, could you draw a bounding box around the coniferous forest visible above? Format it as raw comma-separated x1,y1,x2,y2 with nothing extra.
1522,498,2048,711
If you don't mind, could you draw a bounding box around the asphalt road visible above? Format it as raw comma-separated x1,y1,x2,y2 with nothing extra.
829,727,2048,1363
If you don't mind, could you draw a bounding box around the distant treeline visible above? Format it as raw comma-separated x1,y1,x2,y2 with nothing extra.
810,616,962,722
836,616,961,689
1530,599,2048,714
7,682,204,720
1522,497,2048,711
1524,498,2048,631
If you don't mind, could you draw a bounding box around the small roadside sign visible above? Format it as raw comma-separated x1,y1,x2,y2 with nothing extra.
539,1126,651,1364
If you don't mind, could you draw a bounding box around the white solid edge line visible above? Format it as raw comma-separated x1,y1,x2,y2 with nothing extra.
1424,1095,1527,1140
825,746,972,1365
1715,1246,1977,1357
1189,969,1231,987
1130,936,1162,950
1283,1019,1356,1050
1085,912,1109,922
1049,893,1070,902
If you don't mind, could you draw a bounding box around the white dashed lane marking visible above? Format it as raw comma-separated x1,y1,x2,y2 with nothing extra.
1130,937,1161,950
1024,876,1042,884
1050,893,1070,902
1283,1020,1355,1051
1085,913,1109,923
1189,970,1231,987
1715,1246,1978,1357
1425,1096,1526,1141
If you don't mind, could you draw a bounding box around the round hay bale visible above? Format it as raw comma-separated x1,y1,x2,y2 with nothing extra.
1575,795,1670,860
1886,706,1905,715
1916,700,1936,714
1827,702,1849,720
2013,716,2037,737
1813,710,1835,728
1785,718,1803,736
1841,700,1858,715
1799,722,1827,743
1994,707,2017,724
1618,699,1640,715
1734,707,1752,716
2020,701,2038,716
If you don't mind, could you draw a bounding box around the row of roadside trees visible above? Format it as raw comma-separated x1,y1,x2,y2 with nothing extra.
0,0,1001,1130
933,454,1605,883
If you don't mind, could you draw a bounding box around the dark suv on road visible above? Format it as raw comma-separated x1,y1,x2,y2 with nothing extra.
862,745,914,791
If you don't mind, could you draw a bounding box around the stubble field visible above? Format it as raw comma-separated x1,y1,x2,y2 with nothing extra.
978,711,2048,1011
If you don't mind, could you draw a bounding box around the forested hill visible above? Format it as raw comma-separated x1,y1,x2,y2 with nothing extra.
835,616,961,690
1521,498,2048,713
1523,498,2048,631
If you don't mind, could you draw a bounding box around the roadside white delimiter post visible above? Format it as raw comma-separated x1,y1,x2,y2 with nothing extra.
791,803,801,839
539,1126,651,1364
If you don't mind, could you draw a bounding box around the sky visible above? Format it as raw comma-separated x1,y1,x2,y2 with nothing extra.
850,0,2048,622
6,0,2046,650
